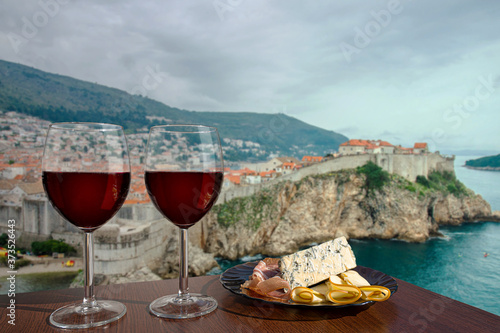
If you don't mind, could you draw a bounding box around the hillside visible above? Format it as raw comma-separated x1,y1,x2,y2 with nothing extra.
465,154,500,170
0,59,347,161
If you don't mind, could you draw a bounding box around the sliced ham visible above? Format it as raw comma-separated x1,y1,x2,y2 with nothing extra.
252,258,280,280
258,276,290,294
241,258,291,301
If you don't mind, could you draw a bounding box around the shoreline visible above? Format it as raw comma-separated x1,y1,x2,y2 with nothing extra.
463,165,500,172
0,256,82,277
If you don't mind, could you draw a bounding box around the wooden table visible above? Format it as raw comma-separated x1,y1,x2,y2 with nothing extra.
1,275,499,332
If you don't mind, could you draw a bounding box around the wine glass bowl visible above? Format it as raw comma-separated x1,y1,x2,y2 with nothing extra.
42,122,130,328
145,125,224,319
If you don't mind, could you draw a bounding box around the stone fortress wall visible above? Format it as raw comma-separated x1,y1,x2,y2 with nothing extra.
0,201,169,275
0,153,454,275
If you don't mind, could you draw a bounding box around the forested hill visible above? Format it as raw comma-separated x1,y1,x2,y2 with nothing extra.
465,154,500,169
0,59,348,160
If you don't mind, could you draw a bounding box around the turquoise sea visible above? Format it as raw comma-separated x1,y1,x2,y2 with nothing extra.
212,155,500,316
0,271,78,294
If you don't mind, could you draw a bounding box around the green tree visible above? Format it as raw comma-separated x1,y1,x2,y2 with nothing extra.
31,239,76,256
0,233,8,247
356,161,390,193
416,175,430,188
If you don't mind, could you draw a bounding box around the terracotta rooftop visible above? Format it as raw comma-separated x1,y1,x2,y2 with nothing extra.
230,168,256,176
275,156,301,164
414,142,428,149
302,156,323,162
124,199,151,205
16,180,44,195
341,139,394,147
341,139,368,146
0,179,20,191
225,174,241,185
259,170,276,177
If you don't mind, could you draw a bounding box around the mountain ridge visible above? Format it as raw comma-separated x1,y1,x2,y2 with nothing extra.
0,59,348,161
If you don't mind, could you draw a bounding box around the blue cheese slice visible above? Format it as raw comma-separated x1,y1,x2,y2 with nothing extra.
279,236,357,289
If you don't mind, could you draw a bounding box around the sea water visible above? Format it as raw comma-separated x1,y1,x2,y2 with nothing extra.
212,155,500,316
0,271,79,294
350,222,500,316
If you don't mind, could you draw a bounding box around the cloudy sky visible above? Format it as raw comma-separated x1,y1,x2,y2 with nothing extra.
1,0,499,154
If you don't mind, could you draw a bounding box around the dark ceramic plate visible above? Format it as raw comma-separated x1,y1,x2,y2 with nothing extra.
220,261,398,308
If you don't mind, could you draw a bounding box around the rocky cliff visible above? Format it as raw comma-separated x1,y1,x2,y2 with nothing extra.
198,170,496,261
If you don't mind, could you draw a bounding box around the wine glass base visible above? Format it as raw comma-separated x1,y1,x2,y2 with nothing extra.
149,293,218,319
49,300,126,329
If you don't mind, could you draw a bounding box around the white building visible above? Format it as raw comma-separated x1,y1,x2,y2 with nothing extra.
241,156,301,172
1,165,26,179
340,140,402,155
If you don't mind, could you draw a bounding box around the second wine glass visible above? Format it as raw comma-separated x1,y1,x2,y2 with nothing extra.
145,125,224,319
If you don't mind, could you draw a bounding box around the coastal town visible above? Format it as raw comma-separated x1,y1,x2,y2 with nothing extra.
0,111,433,208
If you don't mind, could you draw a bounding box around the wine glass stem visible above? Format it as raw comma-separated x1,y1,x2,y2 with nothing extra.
83,232,97,307
179,228,189,298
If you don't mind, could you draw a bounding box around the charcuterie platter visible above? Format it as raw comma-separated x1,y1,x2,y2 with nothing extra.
220,237,398,308
220,262,397,307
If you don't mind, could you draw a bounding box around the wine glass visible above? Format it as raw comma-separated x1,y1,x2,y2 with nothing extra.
42,122,131,329
145,125,224,319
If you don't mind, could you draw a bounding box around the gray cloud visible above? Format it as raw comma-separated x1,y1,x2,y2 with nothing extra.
1,0,499,153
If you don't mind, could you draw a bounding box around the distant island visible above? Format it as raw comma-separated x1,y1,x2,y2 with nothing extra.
465,154,500,171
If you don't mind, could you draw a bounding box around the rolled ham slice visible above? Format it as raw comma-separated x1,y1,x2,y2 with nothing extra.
241,258,291,301
253,258,281,280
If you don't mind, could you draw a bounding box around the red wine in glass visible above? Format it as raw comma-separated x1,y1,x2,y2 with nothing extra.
43,171,130,232
145,125,224,319
42,122,130,329
145,171,223,228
